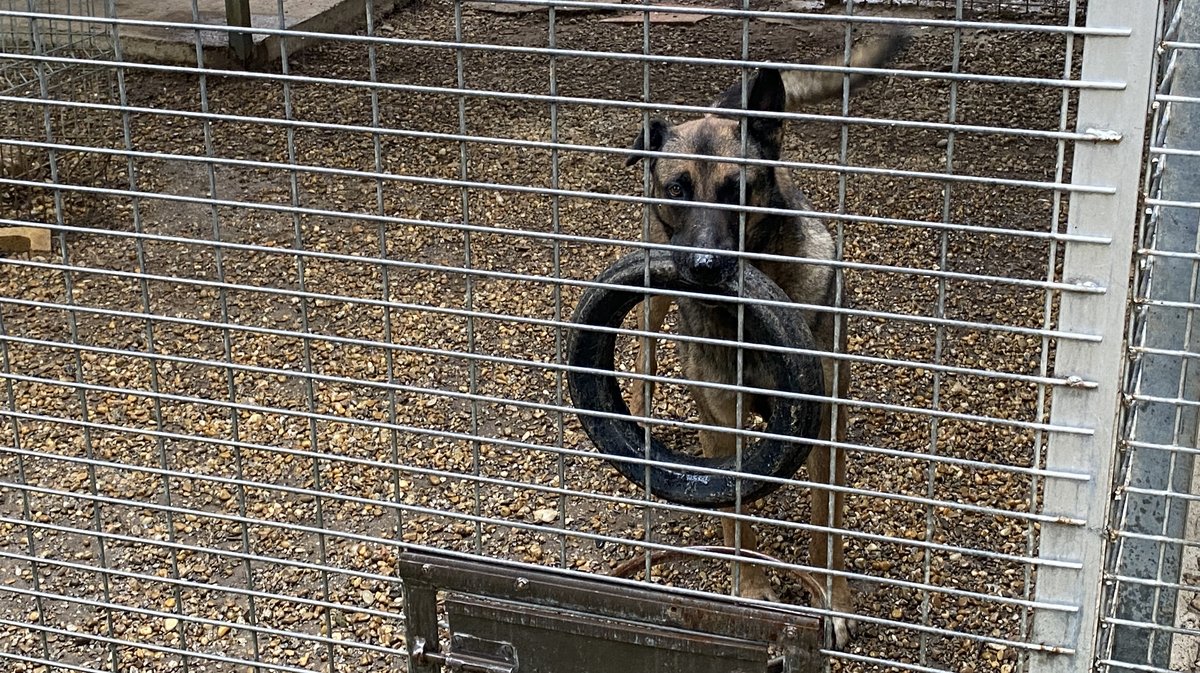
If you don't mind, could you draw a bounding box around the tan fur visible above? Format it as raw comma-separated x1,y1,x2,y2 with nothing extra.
782,35,904,107
630,147,853,644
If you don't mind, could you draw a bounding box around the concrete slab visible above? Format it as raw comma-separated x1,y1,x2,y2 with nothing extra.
3,0,396,68
118,0,398,67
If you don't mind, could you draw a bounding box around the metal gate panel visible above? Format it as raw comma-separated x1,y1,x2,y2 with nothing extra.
397,549,820,673
1099,1,1200,671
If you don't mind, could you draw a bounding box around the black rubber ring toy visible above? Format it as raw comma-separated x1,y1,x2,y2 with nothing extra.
565,250,825,508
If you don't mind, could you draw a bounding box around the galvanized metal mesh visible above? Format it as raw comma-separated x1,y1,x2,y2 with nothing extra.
0,0,113,188
0,1,1169,672
1100,1,1200,672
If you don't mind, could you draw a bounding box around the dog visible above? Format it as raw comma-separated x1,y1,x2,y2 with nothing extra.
623,33,906,647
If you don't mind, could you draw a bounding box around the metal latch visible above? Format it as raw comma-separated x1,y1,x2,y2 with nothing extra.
447,634,518,673
411,634,518,673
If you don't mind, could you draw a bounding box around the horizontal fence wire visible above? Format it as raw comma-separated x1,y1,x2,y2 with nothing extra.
0,0,1148,672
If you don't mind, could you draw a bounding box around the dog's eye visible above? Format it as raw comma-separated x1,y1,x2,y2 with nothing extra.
664,183,685,199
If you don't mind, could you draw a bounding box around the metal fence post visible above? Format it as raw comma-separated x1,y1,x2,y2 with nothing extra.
1107,0,1200,670
224,0,253,63
1027,2,1160,672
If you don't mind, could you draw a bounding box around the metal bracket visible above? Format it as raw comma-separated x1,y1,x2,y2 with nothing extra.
412,634,518,673
447,634,518,673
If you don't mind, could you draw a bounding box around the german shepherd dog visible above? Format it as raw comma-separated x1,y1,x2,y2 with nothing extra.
624,34,905,646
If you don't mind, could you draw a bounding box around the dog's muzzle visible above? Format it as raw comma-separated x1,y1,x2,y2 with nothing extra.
676,251,737,287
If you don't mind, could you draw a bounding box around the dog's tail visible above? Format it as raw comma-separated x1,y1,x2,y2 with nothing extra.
714,31,908,111
782,32,908,108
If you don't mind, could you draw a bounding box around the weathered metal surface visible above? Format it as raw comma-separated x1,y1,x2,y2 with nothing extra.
1027,0,1160,670
398,549,821,673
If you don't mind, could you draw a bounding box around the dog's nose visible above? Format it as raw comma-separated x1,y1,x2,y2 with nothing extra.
684,252,736,286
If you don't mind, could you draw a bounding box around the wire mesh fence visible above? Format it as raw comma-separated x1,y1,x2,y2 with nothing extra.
1100,1,1200,672
0,1,1181,672
0,0,113,187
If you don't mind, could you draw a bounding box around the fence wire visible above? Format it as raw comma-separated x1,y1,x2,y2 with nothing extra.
0,1,1173,672
1101,1,1200,672
0,0,112,188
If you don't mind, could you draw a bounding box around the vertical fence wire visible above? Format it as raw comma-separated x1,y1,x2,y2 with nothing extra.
918,2,962,666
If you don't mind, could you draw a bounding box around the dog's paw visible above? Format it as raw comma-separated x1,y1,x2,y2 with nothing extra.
831,616,858,650
744,583,857,649
736,581,779,604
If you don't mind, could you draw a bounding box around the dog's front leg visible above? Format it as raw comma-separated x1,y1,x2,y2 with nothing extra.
809,356,854,648
695,402,778,603
717,503,776,602
629,295,671,417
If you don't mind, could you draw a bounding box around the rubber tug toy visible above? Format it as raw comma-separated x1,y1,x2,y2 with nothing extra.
566,249,825,508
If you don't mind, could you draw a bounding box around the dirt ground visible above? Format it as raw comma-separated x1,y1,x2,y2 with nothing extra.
0,1,1091,671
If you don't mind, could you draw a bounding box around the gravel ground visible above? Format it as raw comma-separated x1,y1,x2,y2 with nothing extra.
0,2,1091,672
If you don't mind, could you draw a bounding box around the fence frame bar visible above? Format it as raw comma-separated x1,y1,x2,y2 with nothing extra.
1028,1,1161,671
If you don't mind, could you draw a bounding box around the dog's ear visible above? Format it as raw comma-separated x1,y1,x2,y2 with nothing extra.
745,68,786,146
714,68,787,112
626,117,671,167
746,68,786,114
715,69,786,153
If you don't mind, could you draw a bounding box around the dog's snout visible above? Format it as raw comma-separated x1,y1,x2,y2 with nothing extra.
692,252,720,276
682,251,736,286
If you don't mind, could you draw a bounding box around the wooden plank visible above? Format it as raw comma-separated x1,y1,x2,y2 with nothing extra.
0,227,52,254
600,11,710,23
464,2,612,14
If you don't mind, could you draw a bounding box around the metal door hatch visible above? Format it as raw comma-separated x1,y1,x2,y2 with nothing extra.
398,550,822,673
